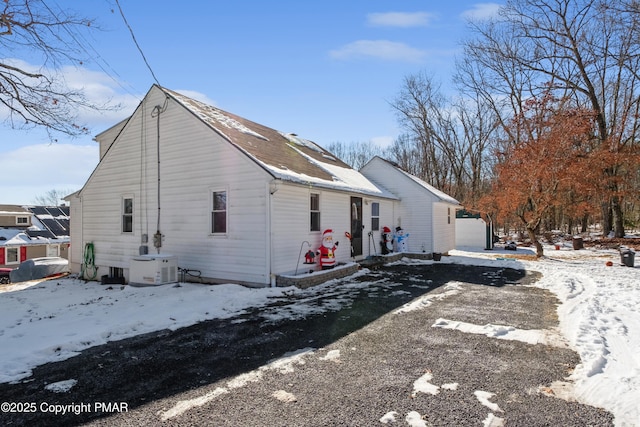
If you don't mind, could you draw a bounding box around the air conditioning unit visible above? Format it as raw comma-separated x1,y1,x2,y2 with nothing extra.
129,254,178,286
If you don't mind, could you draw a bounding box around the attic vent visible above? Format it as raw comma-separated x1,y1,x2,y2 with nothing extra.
322,154,337,161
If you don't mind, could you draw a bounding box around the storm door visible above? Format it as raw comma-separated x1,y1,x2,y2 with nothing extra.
350,197,363,257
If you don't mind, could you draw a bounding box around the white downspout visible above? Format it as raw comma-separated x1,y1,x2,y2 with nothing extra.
268,180,276,287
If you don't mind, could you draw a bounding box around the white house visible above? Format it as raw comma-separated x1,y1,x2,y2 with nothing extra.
1,205,71,269
68,85,401,287
68,86,460,287
360,157,461,255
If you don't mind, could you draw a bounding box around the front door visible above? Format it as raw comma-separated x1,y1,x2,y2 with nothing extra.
350,197,363,257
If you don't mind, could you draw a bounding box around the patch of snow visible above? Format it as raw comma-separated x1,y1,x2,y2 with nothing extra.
412,371,440,397
280,132,323,152
272,389,297,403
379,411,399,424
44,379,77,393
482,413,505,427
160,387,229,421
170,91,269,141
394,283,462,314
474,390,503,412
431,318,567,347
319,349,341,362
405,411,427,427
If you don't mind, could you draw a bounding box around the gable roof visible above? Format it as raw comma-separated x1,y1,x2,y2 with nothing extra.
0,205,31,215
157,86,395,198
362,156,460,205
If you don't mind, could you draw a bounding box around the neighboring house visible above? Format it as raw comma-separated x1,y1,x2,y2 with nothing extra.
0,205,71,269
360,157,461,255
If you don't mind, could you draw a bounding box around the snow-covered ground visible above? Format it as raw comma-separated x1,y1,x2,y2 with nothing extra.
0,244,638,426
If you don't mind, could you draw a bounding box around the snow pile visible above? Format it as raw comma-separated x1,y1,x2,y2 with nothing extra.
450,245,640,426
0,280,287,383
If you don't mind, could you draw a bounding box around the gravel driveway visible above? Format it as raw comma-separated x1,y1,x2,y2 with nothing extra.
0,263,614,426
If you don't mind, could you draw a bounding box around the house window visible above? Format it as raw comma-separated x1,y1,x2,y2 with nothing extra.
211,190,227,234
310,193,320,232
122,197,133,233
371,202,380,231
6,247,18,264
448,207,451,224
16,216,29,225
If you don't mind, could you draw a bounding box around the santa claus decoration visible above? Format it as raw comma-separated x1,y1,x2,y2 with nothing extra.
317,229,339,269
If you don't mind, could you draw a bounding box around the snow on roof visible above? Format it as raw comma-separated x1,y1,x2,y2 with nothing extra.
0,229,68,246
260,146,397,199
403,171,460,205
168,90,270,141
367,157,459,205
280,132,323,152
163,86,396,198
0,229,24,244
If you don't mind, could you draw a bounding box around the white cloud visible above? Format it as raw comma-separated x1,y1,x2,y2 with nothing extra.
329,40,426,63
1,143,98,204
461,3,502,21
367,12,435,28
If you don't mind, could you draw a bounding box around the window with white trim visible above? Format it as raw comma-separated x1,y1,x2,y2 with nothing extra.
371,202,380,231
310,193,320,232
16,216,29,225
6,247,18,264
211,190,227,234
122,197,133,233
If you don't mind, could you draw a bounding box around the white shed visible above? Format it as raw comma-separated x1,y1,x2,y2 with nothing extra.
360,157,460,255
68,85,397,287
455,209,494,250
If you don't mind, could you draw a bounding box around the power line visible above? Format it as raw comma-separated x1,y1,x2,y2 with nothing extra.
45,0,141,99
114,0,162,87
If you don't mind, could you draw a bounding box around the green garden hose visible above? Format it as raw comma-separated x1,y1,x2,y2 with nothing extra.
80,242,97,281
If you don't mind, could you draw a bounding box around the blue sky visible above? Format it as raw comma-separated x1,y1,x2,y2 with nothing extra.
1,1,501,204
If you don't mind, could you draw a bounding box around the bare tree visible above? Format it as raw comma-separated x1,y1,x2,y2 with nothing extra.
389,71,499,204
326,141,385,170
0,1,115,140
461,0,640,237
32,188,73,206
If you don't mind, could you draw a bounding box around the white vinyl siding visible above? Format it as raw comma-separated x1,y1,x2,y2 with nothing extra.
433,202,456,253
75,87,271,285
361,157,459,254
